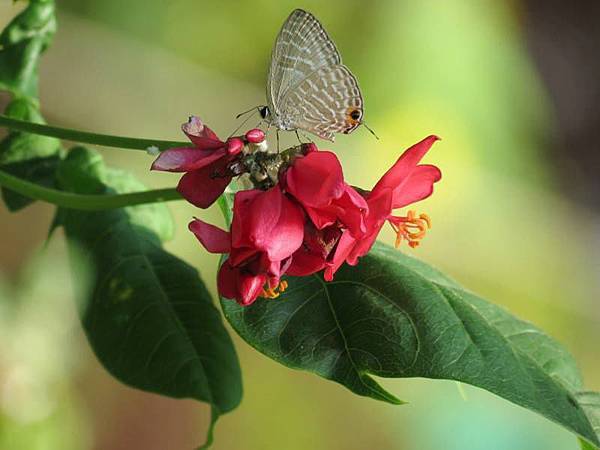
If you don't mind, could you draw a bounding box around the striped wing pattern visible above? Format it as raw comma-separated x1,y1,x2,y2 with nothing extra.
279,65,363,141
267,9,364,140
267,9,341,113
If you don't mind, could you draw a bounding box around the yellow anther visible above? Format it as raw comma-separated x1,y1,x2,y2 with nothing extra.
390,210,432,249
259,280,289,300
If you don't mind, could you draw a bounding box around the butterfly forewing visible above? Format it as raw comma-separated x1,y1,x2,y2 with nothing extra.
268,9,342,114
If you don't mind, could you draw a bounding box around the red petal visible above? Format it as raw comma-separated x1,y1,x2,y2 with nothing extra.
177,165,231,209
217,262,266,306
285,151,345,207
324,231,356,281
264,190,305,261
346,230,379,265
217,261,239,300
231,187,305,261
365,187,393,229
332,185,369,237
287,251,327,277
229,246,259,267
237,273,267,306
231,189,275,249
188,219,231,254
303,205,337,230
371,135,440,206
391,164,442,209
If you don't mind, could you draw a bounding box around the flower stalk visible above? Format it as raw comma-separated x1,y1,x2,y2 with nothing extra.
0,115,188,151
0,169,182,210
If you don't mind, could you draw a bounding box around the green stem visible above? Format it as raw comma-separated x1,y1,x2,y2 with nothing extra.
217,194,233,225
0,169,182,210
0,115,189,151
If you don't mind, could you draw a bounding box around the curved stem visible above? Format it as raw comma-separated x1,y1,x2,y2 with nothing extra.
0,169,182,210
0,115,189,151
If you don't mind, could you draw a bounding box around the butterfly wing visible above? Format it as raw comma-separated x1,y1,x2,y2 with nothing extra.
267,9,342,116
278,64,363,141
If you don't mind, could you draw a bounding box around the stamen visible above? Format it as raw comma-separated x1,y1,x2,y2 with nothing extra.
389,210,432,249
259,279,289,299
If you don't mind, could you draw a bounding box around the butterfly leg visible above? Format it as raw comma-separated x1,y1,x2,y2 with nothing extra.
276,129,280,154
295,130,313,144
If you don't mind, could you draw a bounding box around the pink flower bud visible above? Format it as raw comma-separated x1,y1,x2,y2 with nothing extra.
227,137,244,155
245,128,265,144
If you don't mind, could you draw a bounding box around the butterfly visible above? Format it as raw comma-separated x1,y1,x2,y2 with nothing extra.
258,9,365,142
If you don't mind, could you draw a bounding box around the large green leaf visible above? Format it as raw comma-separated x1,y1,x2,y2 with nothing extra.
221,242,600,448
0,98,62,211
0,0,61,211
58,148,242,447
0,0,56,98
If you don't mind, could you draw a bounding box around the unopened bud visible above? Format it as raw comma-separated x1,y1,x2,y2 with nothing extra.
245,128,265,144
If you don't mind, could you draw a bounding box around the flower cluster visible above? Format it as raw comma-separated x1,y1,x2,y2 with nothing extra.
152,117,441,306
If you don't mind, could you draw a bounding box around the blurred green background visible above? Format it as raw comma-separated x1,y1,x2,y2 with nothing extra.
1,1,599,449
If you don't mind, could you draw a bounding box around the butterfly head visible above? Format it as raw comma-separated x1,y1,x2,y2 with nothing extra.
259,106,270,120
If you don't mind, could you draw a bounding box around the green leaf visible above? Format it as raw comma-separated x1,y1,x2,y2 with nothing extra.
0,98,61,211
58,148,242,446
56,146,173,241
0,0,56,98
221,242,600,448
0,0,60,211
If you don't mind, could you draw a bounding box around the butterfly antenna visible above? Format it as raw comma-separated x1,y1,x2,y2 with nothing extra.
228,108,259,138
362,121,380,140
236,106,259,119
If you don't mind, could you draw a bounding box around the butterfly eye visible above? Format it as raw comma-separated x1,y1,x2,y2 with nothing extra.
259,106,270,119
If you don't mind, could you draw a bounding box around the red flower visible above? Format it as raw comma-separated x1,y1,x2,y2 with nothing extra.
324,135,442,281
283,150,368,238
286,222,342,277
151,116,261,208
189,185,304,305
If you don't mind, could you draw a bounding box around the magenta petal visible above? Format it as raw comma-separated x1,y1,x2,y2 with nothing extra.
182,116,224,149
151,147,228,172
188,219,231,254
151,147,203,172
177,166,231,209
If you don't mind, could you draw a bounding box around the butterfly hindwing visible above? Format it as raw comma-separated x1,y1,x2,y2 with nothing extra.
278,65,363,142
